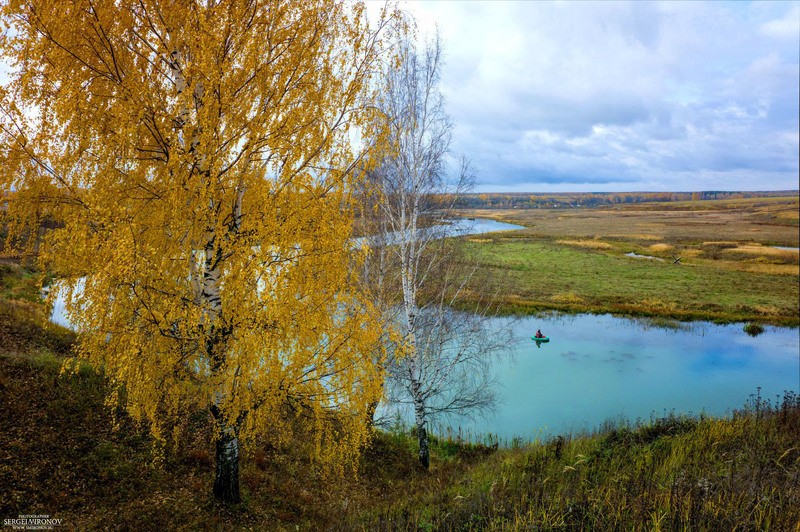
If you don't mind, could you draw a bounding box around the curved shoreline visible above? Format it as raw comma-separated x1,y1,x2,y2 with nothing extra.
461,298,800,328
452,204,799,328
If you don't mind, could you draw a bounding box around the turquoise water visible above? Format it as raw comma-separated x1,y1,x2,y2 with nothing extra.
48,218,798,442
429,313,799,441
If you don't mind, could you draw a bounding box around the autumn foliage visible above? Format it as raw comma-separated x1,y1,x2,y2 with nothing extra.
1,0,392,501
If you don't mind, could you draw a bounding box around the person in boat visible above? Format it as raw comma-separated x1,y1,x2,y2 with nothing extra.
535,329,544,339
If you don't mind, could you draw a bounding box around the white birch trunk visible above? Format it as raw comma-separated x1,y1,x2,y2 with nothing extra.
172,44,242,503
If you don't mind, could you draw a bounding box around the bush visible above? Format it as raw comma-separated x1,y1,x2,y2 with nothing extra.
743,322,765,336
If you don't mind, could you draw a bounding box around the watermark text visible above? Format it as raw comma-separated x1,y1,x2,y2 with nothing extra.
3,515,62,530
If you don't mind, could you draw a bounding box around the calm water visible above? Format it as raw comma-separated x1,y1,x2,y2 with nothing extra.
48,218,799,442
427,313,799,441
446,217,525,235
352,217,524,248
51,218,523,329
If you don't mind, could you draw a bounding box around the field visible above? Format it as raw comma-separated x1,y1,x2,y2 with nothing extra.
2,329,798,529
455,196,799,325
2,231,799,529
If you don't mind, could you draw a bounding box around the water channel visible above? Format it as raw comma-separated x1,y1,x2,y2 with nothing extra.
49,218,800,441
371,218,799,440
426,313,799,441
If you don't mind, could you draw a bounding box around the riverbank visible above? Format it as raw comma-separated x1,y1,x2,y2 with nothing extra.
2,342,797,529
2,261,799,529
455,196,799,326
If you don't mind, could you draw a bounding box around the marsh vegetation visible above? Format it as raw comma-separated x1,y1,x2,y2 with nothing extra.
2,196,798,528
455,195,799,325
2,326,797,530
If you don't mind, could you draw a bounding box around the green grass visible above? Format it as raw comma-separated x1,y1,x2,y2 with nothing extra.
453,197,799,324
5,345,797,530
459,238,798,325
0,262,75,356
0,262,42,302
1,242,798,530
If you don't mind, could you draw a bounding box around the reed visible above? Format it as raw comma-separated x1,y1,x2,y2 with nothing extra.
354,393,800,530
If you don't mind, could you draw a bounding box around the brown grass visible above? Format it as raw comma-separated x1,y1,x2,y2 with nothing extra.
738,263,800,275
458,196,799,247
775,208,799,221
550,292,586,304
727,244,798,257
702,241,739,246
620,233,663,240
648,243,674,252
556,239,613,249
455,196,799,324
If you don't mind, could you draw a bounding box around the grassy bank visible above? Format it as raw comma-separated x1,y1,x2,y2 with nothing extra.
459,237,798,325
456,196,799,325
0,262,74,356
359,397,800,530
2,344,798,530
2,264,799,529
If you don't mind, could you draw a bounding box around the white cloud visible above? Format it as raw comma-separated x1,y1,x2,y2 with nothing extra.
759,5,800,40
398,0,800,192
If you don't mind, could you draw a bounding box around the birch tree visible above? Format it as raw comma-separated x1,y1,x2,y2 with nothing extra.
0,0,392,503
366,33,509,469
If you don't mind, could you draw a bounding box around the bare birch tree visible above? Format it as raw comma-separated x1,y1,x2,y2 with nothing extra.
363,32,510,469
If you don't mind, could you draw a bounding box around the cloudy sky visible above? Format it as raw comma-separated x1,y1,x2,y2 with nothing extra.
384,1,799,193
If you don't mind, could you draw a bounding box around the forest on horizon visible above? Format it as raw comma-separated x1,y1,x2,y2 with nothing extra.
441,189,798,209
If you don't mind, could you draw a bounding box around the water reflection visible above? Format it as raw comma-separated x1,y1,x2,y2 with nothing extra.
425,313,799,441
353,217,524,248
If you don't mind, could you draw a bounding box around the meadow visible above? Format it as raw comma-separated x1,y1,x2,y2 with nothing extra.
455,196,799,325
2,258,799,530
2,195,799,528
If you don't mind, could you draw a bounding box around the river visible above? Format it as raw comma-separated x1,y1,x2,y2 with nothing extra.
48,218,799,441
423,313,799,442
50,218,525,329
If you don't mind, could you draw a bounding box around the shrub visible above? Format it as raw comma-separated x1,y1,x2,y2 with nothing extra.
743,322,765,336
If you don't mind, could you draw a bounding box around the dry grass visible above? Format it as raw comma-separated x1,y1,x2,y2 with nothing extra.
458,196,799,247
550,292,586,304
640,298,679,310
737,263,799,275
648,243,674,252
702,241,739,246
455,195,799,324
358,394,800,530
556,239,613,249
727,244,798,257
620,233,663,240
775,208,799,221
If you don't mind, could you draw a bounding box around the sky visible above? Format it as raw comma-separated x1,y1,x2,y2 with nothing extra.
380,1,800,193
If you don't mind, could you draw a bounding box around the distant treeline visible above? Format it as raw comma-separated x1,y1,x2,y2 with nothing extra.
435,190,799,209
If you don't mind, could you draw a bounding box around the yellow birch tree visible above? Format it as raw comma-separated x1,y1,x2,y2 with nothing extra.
0,0,390,503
